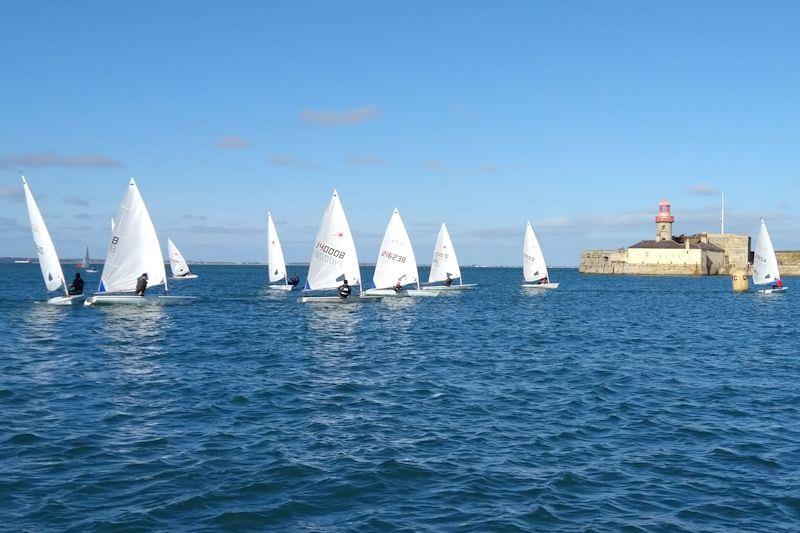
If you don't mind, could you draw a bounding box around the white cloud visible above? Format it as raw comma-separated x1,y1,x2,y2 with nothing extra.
268,154,319,169
0,151,123,170
300,105,379,126
216,135,251,149
685,183,716,196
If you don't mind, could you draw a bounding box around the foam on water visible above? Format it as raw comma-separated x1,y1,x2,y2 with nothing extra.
1,264,798,530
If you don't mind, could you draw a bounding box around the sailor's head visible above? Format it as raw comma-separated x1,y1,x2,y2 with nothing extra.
343,279,349,285
75,273,81,279
141,273,148,279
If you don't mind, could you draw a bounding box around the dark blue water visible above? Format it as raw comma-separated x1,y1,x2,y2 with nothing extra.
1,264,798,531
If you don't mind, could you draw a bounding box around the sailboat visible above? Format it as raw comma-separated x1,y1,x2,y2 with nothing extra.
79,246,98,273
168,238,198,279
299,190,381,304
266,211,292,291
522,222,559,289
85,178,194,305
423,223,476,291
365,208,436,297
752,218,786,293
21,176,83,305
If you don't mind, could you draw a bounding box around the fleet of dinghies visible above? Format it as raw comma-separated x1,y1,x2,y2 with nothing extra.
21,177,796,305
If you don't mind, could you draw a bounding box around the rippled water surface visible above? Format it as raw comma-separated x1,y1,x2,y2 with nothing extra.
1,264,799,531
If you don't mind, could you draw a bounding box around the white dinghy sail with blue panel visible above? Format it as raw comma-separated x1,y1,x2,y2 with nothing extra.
168,238,198,280
299,190,381,304
366,208,436,297
522,221,558,289
752,218,786,293
80,246,98,273
423,223,476,291
267,211,292,291
85,178,194,306
21,176,84,305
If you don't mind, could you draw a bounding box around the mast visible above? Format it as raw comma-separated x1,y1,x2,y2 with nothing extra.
721,192,725,234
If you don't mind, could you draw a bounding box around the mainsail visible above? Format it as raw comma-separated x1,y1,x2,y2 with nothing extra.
373,208,419,289
98,178,167,293
81,247,91,270
267,211,288,284
428,223,461,284
752,218,781,286
304,190,361,291
21,176,67,295
167,238,191,277
523,222,548,283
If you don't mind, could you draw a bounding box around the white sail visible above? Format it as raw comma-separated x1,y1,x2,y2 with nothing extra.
267,211,288,284
111,218,115,232
305,190,361,291
523,222,549,283
21,176,67,294
428,223,461,284
98,178,167,293
82,247,91,269
167,238,191,277
752,218,781,286
373,208,419,289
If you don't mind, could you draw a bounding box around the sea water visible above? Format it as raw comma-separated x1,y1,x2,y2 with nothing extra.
1,264,798,530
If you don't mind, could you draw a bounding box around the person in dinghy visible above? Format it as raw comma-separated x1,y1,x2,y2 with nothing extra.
69,273,85,295
135,273,148,296
338,279,352,299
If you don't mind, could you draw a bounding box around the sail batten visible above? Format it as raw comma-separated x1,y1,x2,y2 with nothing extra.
305,190,361,292
267,212,288,284
373,208,419,289
21,176,67,295
428,223,461,283
98,178,166,293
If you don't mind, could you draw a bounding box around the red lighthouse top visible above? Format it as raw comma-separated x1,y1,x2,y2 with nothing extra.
655,198,674,223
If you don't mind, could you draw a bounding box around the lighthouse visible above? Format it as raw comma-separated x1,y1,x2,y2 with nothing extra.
655,198,674,242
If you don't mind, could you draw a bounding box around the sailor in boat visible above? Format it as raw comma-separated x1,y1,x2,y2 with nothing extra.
772,279,784,289
539,276,549,285
289,275,300,287
445,274,453,287
69,273,84,295
135,273,149,296
338,279,352,299
394,280,403,293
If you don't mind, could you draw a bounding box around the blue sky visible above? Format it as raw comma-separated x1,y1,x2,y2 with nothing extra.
2,1,798,265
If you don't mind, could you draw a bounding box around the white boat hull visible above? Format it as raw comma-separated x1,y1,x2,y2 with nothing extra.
172,274,198,280
268,284,294,291
85,294,196,306
522,282,560,289
422,284,477,291
298,295,382,304
365,288,439,297
85,269,98,273
757,286,787,293
47,294,85,306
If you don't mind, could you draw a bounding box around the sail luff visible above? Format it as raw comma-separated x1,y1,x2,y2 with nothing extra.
21,176,67,293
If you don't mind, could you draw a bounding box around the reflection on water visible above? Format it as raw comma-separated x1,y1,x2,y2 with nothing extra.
15,303,70,385
98,306,167,377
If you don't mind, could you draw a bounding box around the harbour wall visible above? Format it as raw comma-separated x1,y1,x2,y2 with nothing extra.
579,250,709,275
777,251,800,276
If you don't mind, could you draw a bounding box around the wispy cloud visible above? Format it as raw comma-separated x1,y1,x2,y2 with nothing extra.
0,151,123,170
73,213,92,220
182,214,208,221
423,160,448,173
300,105,379,126
268,154,319,169
64,196,89,207
187,224,262,235
347,154,387,167
0,217,25,231
216,135,251,149
479,164,497,175
0,185,24,202
685,182,716,196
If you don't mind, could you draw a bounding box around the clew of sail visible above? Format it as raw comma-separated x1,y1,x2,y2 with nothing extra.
428,223,461,284
21,176,67,294
523,222,548,283
305,190,361,291
168,238,191,277
267,211,288,283
98,178,167,293
752,218,781,286
373,208,419,289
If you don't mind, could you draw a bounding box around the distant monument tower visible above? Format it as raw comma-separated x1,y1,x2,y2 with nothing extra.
655,198,674,242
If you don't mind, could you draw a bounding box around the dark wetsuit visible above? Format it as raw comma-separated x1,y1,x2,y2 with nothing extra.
394,284,403,293
289,276,300,287
445,277,453,287
69,277,84,295
135,276,148,296
338,284,352,299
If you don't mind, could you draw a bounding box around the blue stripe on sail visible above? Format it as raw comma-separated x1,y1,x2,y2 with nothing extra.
303,280,311,291
98,281,106,293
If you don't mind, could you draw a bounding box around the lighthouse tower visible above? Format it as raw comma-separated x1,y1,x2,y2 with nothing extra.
655,198,674,242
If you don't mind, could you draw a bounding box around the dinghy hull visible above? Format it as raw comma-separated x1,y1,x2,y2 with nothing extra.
298,295,382,304
422,284,477,292
268,284,294,291
47,295,85,306
757,286,787,293
85,294,196,306
522,282,559,289
172,274,198,280
365,288,438,297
